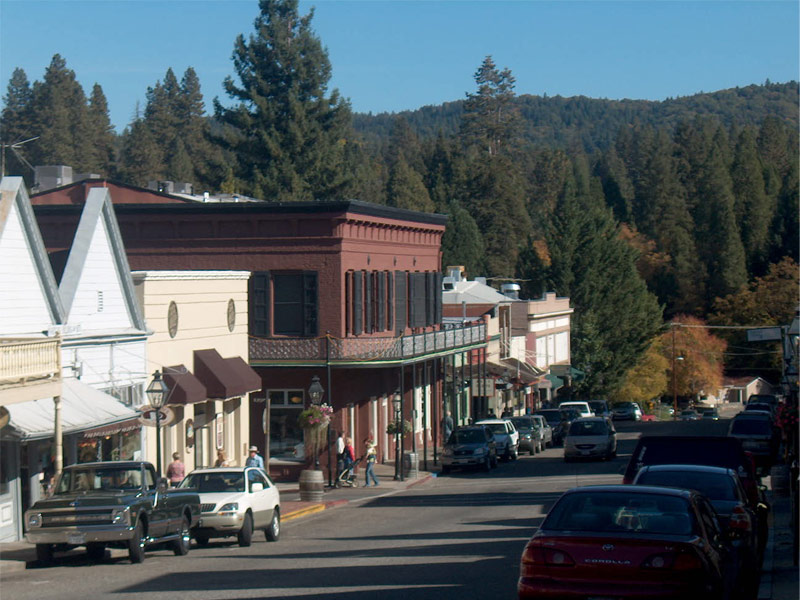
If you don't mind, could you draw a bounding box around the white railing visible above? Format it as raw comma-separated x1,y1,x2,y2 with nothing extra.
0,338,61,386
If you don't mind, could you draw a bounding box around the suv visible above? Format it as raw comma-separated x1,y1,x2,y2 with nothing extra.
509,416,543,455
441,426,498,473
530,414,553,448
563,417,617,461
475,419,519,461
612,401,642,421
588,399,610,418
558,401,594,418
728,414,779,473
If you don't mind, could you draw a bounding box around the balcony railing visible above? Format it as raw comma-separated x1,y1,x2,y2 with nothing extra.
0,338,62,387
250,322,487,363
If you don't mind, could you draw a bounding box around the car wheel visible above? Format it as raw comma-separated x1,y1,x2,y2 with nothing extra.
512,446,518,460
172,516,191,556
491,455,498,468
530,444,536,456
266,508,280,542
86,543,105,561
194,534,210,546
36,543,54,564
484,456,492,472
128,518,146,563
238,512,253,547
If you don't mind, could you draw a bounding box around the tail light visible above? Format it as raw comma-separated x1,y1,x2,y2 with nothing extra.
728,505,752,533
640,551,702,571
521,542,575,568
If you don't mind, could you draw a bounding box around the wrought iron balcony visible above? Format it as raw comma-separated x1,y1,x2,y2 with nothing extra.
249,322,487,364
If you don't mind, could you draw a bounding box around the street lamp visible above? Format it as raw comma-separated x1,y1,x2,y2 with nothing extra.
392,389,402,480
146,370,170,477
308,376,325,469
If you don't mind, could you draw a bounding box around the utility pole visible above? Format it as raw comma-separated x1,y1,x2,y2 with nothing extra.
1,136,39,177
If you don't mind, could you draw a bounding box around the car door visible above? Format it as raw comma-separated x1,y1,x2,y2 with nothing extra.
145,466,169,538
246,468,270,528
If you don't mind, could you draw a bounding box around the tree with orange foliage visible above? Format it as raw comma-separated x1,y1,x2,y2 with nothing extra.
663,316,727,400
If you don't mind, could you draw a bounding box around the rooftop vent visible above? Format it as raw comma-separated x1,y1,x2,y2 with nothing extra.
500,283,521,300
445,265,465,281
442,276,456,291
34,165,73,191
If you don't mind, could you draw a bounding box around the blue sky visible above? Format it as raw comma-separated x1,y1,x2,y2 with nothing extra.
1,0,798,133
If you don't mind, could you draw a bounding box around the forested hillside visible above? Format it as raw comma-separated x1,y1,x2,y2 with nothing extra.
2,1,797,398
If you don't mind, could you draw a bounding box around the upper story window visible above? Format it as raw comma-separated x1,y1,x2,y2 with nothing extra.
249,271,318,338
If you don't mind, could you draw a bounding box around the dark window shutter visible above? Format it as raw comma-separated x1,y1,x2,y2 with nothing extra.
387,271,393,332
378,272,386,332
426,272,435,327
302,271,318,337
353,270,363,335
249,271,271,336
394,271,406,334
364,271,373,334
345,271,352,335
435,272,443,324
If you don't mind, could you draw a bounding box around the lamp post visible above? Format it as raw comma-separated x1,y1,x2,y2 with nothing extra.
392,389,402,480
671,324,684,420
308,375,324,469
146,370,170,477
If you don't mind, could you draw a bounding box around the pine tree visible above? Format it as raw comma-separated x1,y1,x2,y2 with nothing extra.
0,68,35,178
213,0,354,201
87,83,116,175
440,199,486,277
386,155,434,212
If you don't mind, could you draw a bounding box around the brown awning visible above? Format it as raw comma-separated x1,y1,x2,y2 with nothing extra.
194,349,261,399
83,418,141,439
163,365,207,405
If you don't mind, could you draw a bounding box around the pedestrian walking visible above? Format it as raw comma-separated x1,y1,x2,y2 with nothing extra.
246,445,265,469
166,452,185,487
364,439,379,486
214,449,229,467
442,411,454,442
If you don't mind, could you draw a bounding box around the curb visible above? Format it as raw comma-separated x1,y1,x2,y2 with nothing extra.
282,498,349,523
0,559,26,574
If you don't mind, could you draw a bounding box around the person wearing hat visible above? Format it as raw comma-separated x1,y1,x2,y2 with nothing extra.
246,445,264,469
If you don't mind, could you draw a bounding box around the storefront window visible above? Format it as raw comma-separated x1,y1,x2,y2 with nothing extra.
80,427,142,463
269,390,304,461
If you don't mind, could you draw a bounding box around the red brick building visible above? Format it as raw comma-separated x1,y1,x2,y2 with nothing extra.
32,180,487,481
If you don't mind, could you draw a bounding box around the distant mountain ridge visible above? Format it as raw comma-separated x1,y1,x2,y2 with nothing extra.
353,81,799,153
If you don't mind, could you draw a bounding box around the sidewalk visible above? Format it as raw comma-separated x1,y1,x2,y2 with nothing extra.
0,460,434,575
760,482,799,599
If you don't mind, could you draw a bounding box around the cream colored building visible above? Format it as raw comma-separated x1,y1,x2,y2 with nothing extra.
133,271,259,472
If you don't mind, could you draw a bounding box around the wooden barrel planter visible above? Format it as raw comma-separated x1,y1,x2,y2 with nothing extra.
299,469,325,502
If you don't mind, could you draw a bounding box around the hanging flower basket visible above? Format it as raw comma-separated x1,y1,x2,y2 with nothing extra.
386,419,412,435
297,403,333,459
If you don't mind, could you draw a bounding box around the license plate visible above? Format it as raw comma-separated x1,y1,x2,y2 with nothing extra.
581,450,590,455
68,532,85,545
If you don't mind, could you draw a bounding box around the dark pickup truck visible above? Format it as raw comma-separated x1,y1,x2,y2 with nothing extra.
25,461,200,564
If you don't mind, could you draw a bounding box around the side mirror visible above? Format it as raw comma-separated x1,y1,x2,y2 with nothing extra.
251,482,264,493
157,477,169,493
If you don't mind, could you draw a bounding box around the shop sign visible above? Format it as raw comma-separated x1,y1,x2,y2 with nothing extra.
138,406,176,427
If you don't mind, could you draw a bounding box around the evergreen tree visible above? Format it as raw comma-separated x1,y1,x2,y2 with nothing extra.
213,0,354,201
460,55,519,157
386,155,434,212
731,128,772,274
594,146,634,224
440,198,486,277
118,118,162,185
87,83,116,174
0,68,35,178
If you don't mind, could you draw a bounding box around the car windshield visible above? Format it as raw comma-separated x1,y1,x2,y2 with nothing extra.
509,418,535,431
745,404,771,412
480,423,507,434
616,403,636,410
568,420,608,436
449,429,486,444
636,471,736,501
536,410,561,424
56,467,143,493
544,492,694,535
180,472,245,493
730,419,771,435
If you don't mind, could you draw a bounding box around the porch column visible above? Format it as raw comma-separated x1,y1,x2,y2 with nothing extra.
54,395,63,476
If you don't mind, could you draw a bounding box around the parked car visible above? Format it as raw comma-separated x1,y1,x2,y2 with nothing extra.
633,464,763,594
679,409,702,421
728,413,780,474
475,419,519,461
696,405,720,420
747,393,780,408
623,435,769,550
611,401,642,421
440,425,498,473
558,400,594,418
180,466,281,546
25,461,201,564
509,416,542,455
529,414,553,448
563,416,617,461
744,402,776,419
588,399,611,418
534,409,571,446
518,485,737,599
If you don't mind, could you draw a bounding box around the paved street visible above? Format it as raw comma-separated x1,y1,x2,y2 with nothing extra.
1,413,796,599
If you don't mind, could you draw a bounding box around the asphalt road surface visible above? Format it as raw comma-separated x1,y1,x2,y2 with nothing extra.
0,418,735,600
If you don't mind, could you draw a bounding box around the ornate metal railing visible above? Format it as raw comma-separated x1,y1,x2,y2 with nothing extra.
0,338,61,387
249,322,486,363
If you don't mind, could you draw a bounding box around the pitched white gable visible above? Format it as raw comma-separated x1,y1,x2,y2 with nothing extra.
0,177,63,335
59,188,145,333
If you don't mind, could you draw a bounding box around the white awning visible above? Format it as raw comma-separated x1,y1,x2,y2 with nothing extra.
5,379,138,441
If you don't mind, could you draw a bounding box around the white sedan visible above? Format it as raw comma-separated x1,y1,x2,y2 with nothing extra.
179,467,280,547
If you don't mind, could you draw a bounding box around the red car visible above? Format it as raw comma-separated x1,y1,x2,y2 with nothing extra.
518,485,736,599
